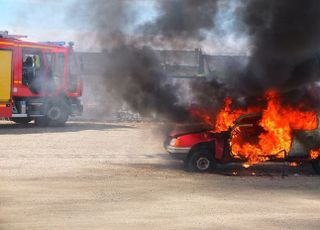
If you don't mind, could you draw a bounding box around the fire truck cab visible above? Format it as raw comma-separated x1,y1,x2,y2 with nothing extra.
0,31,83,126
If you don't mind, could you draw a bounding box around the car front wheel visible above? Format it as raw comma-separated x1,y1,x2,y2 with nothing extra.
186,148,216,173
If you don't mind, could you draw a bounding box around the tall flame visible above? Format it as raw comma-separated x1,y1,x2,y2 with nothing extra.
214,97,259,132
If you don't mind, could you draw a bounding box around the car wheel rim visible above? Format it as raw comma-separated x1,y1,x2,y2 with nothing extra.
196,157,210,171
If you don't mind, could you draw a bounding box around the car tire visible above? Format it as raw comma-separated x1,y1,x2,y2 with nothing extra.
10,117,33,124
186,148,216,173
311,159,320,174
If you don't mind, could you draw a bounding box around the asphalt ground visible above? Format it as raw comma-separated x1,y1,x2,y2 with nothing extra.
0,121,319,230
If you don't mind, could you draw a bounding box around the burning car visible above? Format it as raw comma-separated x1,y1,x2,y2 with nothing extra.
165,90,320,173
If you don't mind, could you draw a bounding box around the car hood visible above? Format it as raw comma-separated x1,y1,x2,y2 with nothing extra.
169,123,212,137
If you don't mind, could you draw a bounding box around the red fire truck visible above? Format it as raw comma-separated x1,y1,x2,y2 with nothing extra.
0,31,83,126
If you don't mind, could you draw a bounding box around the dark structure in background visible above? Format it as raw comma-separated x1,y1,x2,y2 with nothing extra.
77,50,246,78
76,49,247,120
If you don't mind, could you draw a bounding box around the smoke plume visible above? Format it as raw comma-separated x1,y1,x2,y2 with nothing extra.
144,0,218,40
73,0,221,121
239,0,320,96
74,0,320,122
103,45,190,121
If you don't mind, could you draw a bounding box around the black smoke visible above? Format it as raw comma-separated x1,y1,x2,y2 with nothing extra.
103,45,190,122
237,0,320,151
239,0,320,96
74,0,320,122
73,0,221,122
144,0,218,40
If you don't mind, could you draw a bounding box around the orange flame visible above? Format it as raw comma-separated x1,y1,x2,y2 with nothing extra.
214,97,260,132
289,162,298,167
310,148,320,160
192,89,319,165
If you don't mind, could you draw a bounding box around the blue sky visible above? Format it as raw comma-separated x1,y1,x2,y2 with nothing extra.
0,0,81,48
0,0,157,50
0,0,75,30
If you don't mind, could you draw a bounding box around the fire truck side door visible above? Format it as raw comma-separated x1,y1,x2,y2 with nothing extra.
0,50,13,117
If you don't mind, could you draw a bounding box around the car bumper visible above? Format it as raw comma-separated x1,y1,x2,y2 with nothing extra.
166,145,191,161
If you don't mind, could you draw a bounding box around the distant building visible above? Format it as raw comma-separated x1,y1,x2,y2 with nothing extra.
76,49,248,79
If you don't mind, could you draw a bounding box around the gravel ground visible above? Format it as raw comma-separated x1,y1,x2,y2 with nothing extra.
0,121,319,230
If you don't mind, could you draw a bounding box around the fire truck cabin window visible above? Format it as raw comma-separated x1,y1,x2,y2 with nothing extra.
22,48,44,93
45,52,65,85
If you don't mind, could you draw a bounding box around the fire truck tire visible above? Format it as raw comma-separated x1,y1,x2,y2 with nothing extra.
311,159,320,174
10,117,33,124
186,148,216,173
46,102,69,126
34,101,69,127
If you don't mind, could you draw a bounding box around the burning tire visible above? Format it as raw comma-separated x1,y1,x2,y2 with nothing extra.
186,148,216,173
311,159,320,174
10,117,33,124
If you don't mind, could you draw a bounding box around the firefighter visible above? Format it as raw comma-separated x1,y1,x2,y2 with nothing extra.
33,55,41,70
22,56,35,86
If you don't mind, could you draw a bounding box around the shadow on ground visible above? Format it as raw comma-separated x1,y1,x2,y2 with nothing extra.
0,121,134,135
123,152,319,177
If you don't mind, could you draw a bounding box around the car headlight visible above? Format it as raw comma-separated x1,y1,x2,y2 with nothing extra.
169,138,177,146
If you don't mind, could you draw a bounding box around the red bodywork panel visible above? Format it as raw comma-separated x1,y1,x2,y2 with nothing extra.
0,103,12,117
169,129,228,161
214,135,226,160
172,131,214,148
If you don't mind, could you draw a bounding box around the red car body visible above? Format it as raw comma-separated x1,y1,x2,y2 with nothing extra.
166,129,230,162
165,114,320,173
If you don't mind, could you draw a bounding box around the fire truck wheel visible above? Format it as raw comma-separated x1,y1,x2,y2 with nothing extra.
10,117,33,124
46,103,69,126
311,159,320,174
187,148,216,173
